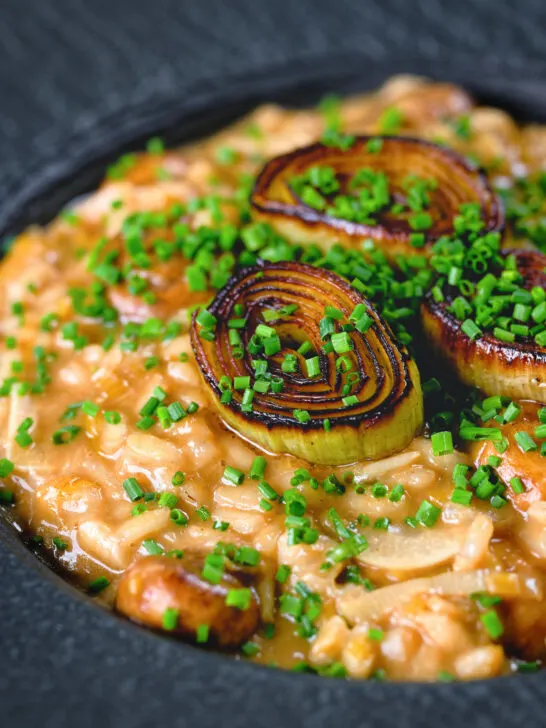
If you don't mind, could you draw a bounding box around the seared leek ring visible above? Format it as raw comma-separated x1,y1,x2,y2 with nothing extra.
251,136,503,261
190,262,423,465
422,249,546,403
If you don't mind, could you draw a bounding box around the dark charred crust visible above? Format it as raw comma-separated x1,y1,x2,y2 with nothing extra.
422,247,546,368
251,135,504,250
423,295,546,367
506,248,546,290
190,261,416,431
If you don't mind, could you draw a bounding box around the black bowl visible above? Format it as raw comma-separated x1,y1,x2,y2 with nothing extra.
2,52,546,728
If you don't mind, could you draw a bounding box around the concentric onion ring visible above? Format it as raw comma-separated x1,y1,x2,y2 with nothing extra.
190,261,423,465
251,135,503,261
422,249,546,403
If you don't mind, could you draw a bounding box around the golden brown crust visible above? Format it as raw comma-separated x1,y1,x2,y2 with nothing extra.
116,555,260,647
503,596,546,661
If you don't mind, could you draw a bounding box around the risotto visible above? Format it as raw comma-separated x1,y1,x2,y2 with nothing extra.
1,74,546,682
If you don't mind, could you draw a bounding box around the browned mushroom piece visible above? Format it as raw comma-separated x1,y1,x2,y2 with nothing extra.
380,80,474,127
502,596,546,662
116,554,260,647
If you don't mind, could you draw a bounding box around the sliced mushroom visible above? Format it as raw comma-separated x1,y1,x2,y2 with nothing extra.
116,554,260,647
336,570,537,625
357,527,462,572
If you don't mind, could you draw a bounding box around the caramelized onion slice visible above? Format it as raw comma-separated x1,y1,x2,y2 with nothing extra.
422,249,546,403
251,136,502,260
190,262,423,465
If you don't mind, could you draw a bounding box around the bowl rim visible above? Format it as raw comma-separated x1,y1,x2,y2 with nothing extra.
2,48,546,728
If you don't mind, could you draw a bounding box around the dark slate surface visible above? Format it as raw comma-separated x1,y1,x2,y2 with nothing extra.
2,2,546,726
1,0,546,189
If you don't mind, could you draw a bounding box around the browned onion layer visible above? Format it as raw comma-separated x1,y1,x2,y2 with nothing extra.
421,249,546,404
190,262,423,464
251,136,503,260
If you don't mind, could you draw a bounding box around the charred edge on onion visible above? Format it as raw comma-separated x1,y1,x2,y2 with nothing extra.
422,297,546,368
422,249,546,369
251,135,504,247
190,261,416,430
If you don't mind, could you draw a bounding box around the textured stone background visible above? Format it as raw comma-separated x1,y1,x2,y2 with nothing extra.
2,0,546,186
2,1,546,726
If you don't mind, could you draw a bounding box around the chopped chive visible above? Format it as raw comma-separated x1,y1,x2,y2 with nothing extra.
167,402,186,422
503,402,521,423
514,431,538,453
170,508,188,526
249,456,267,480
136,415,155,430
196,624,209,643
196,506,210,521
276,564,291,584
388,484,405,502
52,425,81,445
534,424,546,439
331,332,352,354
450,489,473,506
139,397,159,417
123,477,144,502
297,341,313,356
263,336,281,356
88,576,110,594
324,306,344,320
225,588,252,610
510,476,525,494
234,376,250,390
172,471,185,486
142,539,164,555
104,411,121,424
480,609,504,639
255,323,276,338
224,466,245,485
258,480,279,500
415,500,441,528
0,458,14,478
158,492,178,509
371,483,388,498
461,319,482,340
81,400,100,417
196,309,217,329
305,356,321,378
294,409,310,424
162,607,179,631
431,431,454,456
